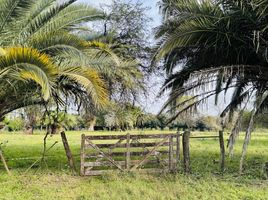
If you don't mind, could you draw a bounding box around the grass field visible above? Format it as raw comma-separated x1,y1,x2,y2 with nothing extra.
0,130,267,200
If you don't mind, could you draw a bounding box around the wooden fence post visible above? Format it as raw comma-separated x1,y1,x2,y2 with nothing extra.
219,130,225,172
0,149,11,175
80,134,85,176
126,133,131,171
175,131,180,171
61,131,77,174
169,135,174,172
183,131,190,173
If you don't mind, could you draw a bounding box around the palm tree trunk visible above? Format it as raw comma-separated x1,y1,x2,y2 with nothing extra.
228,114,243,157
88,116,96,131
239,110,255,174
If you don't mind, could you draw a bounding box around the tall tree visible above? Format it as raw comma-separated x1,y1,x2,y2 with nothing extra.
88,0,153,104
102,0,151,64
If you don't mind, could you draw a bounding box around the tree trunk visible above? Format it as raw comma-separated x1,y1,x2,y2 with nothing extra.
88,116,96,131
219,130,225,172
25,125,34,134
0,122,5,130
51,123,61,134
228,110,243,157
239,110,255,174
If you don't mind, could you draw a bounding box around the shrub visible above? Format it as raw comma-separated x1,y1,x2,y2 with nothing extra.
4,117,24,131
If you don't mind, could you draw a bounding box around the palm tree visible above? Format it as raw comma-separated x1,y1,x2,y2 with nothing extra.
154,0,268,173
83,36,145,102
105,104,134,131
0,0,109,117
0,0,143,122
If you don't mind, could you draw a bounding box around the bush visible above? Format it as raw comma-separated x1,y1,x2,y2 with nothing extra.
4,117,24,131
196,116,220,131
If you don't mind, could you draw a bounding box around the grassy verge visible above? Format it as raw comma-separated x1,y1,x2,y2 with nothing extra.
0,172,267,200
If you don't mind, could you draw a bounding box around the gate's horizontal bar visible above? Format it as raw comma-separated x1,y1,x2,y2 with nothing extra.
85,142,171,149
84,168,169,176
85,135,126,140
83,160,159,167
84,134,177,140
84,169,113,176
85,150,169,158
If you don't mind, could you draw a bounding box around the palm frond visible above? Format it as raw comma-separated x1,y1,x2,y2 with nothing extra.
0,47,56,100
59,66,108,108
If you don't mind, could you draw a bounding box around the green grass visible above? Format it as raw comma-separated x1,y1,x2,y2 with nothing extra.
0,130,267,200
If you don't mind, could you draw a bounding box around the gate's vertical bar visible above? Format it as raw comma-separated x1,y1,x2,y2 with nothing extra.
80,134,86,176
219,130,225,172
183,131,190,173
175,131,180,171
169,135,174,172
126,133,131,171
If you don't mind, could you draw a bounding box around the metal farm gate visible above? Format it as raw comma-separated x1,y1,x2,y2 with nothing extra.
80,133,180,176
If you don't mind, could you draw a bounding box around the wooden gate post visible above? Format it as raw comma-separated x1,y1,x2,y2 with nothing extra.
61,131,77,174
80,134,85,176
183,131,190,173
169,135,174,172
126,133,131,171
175,131,180,171
219,130,225,172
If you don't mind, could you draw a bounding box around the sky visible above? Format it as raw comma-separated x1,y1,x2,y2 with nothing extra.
79,0,162,26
